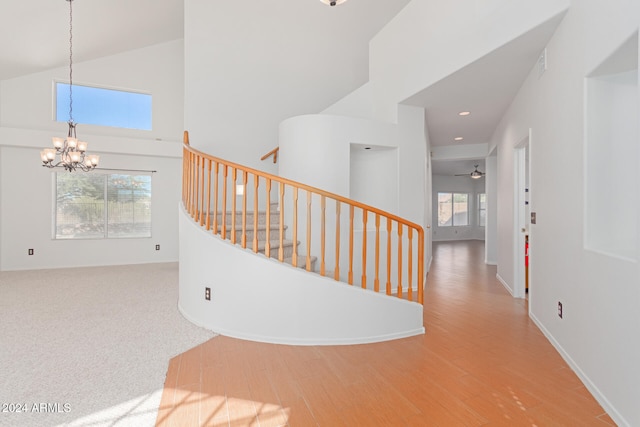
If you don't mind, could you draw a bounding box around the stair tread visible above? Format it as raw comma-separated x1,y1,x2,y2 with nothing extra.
256,239,296,250
211,210,280,215
218,224,284,231
283,255,318,268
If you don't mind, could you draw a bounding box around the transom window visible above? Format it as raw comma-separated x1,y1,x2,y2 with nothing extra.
438,192,469,226
54,172,152,239
55,82,152,130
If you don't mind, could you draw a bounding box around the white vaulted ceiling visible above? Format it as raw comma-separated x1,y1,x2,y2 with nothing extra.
0,0,184,81
1,0,565,178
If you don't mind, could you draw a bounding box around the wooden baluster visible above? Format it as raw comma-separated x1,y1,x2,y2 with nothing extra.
320,196,326,276
193,155,200,219
306,190,312,271
279,183,285,262
397,223,403,298
408,227,413,302
194,155,198,217
182,148,187,206
193,154,198,218
386,217,392,295
361,210,367,289
231,168,237,244
212,162,219,235
205,159,212,231
183,150,189,209
265,179,271,258
187,153,192,214
418,229,424,305
292,188,298,268
221,165,228,240
253,175,259,253
185,149,190,207
349,205,354,285
334,201,341,281
193,154,198,217
375,214,380,293
200,155,205,226
241,171,248,248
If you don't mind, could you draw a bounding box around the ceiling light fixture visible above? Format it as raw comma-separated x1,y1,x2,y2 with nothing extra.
41,0,99,172
320,0,348,6
455,165,485,179
454,137,464,141
458,111,471,116
470,169,483,179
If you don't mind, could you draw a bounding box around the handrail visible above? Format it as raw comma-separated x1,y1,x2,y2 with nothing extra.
260,146,279,163
182,131,424,304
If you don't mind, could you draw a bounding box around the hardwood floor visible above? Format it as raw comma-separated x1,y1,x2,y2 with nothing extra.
156,240,615,426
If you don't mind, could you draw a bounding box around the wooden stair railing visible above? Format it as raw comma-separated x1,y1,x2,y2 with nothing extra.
260,147,279,163
182,131,424,305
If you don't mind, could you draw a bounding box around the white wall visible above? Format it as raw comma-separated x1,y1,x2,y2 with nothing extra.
179,207,424,345
484,154,498,264
432,174,485,242
278,109,426,287
489,1,640,424
183,0,410,172
0,41,184,271
369,0,570,122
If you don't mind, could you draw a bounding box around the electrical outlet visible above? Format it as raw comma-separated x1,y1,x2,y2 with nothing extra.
28,249,34,256
205,287,211,301
155,244,160,251
558,301,563,319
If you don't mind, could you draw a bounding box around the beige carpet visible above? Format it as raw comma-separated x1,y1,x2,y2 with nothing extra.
0,262,215,427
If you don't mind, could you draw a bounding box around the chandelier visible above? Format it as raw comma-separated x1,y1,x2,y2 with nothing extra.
41,0,99,172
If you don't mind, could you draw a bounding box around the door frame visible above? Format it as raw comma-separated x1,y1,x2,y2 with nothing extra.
513,130,531,299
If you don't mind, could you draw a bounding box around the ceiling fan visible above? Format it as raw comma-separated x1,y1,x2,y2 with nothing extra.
455,164,485,179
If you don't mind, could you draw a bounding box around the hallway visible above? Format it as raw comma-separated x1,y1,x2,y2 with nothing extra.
156,240,614,426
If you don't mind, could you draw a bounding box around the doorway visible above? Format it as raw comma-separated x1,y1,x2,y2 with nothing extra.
513,130,531,299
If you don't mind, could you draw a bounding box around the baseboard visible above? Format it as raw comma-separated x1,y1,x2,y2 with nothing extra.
529,313,630,427
495,273,514,297
212,326,426,346
179,302,425,345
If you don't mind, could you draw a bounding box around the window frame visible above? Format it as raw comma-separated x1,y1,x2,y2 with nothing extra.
53,171,153,240
478,193,487,227
54,80,152,131
437,191,470,227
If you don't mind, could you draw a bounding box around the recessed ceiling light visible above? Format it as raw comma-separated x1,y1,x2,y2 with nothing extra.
454,137,464,141
458,111,471,116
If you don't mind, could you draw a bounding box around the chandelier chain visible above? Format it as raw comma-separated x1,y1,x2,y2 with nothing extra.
40,0,99,172
68,0,73,123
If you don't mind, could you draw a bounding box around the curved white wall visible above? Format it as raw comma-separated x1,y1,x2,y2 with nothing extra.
179,206,424,345
278,112,427,285
279,114,397,198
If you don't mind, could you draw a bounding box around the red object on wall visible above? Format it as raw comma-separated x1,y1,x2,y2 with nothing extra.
525,236,529,267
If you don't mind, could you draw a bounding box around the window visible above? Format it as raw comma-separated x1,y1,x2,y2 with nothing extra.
55,172,152,239
56,82,152,130
438,192,469,226
478,193,486,227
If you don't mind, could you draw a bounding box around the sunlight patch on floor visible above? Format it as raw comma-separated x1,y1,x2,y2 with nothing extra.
63,389,164,427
